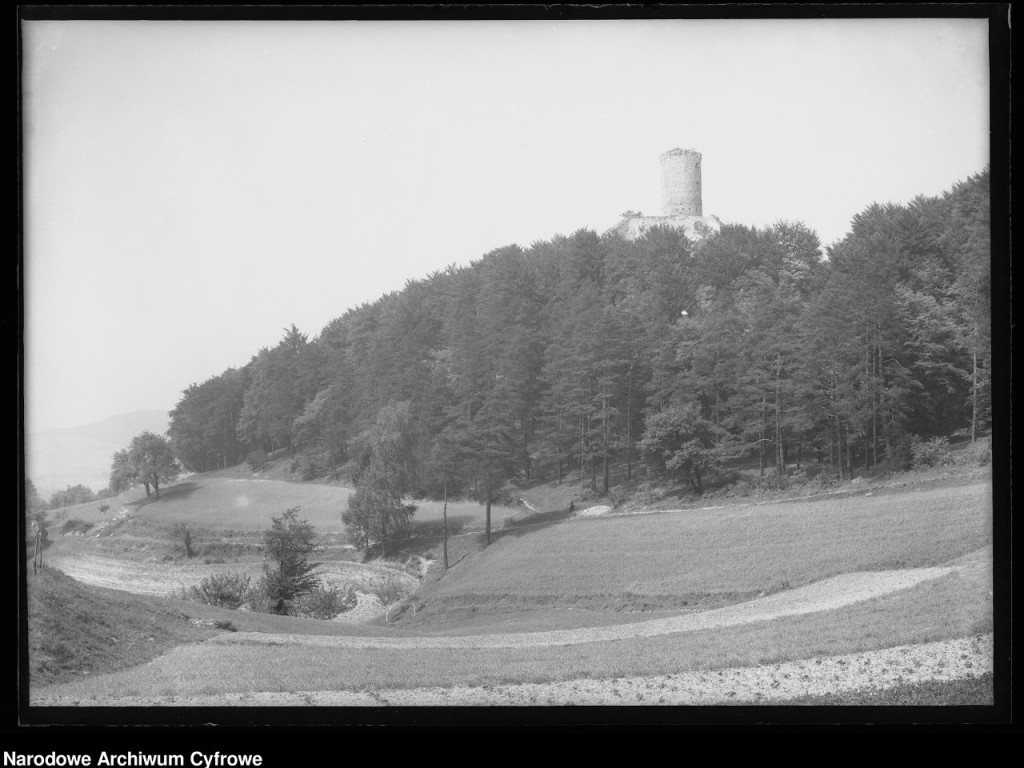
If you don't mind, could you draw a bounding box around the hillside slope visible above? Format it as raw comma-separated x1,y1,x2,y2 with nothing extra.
400,478,991,627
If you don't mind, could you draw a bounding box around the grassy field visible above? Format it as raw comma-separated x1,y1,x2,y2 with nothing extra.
31,545,991,699
29,468,994,704
124,477,352,531
26,566,217,685
52,475,519,536
39,486,149,525
403,480,991,620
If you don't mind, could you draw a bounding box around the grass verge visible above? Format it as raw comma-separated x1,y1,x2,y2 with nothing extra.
27,566,216,686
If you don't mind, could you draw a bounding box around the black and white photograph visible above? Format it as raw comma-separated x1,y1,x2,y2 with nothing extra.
18,8,1008,727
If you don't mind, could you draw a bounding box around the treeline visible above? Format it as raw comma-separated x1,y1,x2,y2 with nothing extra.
168,168,991,498
27,479,117,512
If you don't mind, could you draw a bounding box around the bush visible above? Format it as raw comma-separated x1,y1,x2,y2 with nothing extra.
185,572,251,609
370,572,409,606
911,436,954,469
960,437,992,466
295,584,357,620
705,467,741,490
633,480,665,508
242,573,275,613
718,478,755,499
607,486,630,508
246,449,268,472
495,480,519,507
255,569,298,614
292,452,332,481
170,523,194,558
59,519,93,536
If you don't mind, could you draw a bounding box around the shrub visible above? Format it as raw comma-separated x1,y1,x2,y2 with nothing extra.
705,467,741,490
886,433,916,470
242,573,275,613
185,572,251,609
633,481,665,508
798,469,841,492
396,555,425,577
960,437,992,466
719,478,756,499
170,523,194,558
255,568,298,614
911,436,954,469
246,449,268,472
495,481,519,507
607,486,630,508
295,584,357,620
292,452,332,481
370,572,409,606
59,519,94,536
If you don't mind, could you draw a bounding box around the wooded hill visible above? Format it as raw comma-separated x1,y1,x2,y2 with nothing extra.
168,168,991,502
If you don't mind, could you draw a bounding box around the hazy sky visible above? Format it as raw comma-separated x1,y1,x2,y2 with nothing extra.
23,19,989,433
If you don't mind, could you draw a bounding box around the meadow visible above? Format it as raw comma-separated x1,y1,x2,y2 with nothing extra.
407,481,991,619
30,545,991,700
45,475,519,536
27,468,995,708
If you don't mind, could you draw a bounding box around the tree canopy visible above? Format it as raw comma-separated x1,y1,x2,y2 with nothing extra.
162,167,992,506
109,431,181,499
342,402,418,555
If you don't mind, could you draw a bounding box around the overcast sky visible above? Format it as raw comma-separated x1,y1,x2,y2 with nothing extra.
23,18,989,433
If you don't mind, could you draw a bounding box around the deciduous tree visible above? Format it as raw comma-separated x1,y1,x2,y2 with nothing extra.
342,402,418,556
109,432,180,499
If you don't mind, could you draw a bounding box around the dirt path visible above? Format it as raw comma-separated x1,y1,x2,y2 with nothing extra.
31,634,991,707
206,565,955,650
29,564,985,707
46,551,958,646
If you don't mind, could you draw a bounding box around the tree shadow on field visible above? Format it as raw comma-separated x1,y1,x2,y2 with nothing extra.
131,481,202,511
494,507,574,540
379,505,577,566
406,514,476,537
361,536,443,562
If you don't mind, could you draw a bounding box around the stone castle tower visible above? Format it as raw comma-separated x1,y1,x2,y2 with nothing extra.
661,147,703,217
607,147,720,241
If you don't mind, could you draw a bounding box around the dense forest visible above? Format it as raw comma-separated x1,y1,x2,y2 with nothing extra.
168,169,991,506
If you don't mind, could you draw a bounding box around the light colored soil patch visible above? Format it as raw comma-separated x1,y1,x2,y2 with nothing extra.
575,505,612,518
31,634,991,707
330,592,385,623
207,566,954,650
46,553,418,612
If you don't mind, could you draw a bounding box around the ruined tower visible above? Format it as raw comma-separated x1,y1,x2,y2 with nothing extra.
606,147,719,242
660,148,703,217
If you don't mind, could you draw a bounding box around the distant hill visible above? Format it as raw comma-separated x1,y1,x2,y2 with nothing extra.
26,410,169,498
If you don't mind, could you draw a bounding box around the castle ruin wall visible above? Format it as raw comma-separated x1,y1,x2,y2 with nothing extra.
660,148,703,217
